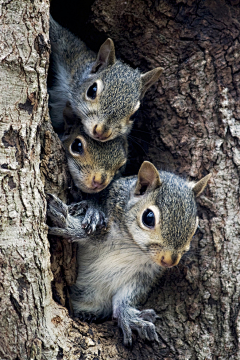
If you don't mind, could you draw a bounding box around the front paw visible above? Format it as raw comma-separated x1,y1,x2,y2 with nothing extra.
47,194,85,240
69,201,107,234
47,194,68,228
116,307,159,346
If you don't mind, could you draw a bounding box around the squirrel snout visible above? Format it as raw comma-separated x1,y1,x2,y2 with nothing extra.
93,125,112,141
91,175,106,190
152,251,181,268
160,256,174,268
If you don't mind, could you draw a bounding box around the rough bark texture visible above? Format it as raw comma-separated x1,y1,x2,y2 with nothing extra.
0,1,94,359
1,0,240,359
0,1,61,358
87,1,240,358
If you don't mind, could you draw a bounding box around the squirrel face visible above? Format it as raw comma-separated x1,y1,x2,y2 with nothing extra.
68,38,163,142
49,19,163,140
125,161,211,268
62,103,127,193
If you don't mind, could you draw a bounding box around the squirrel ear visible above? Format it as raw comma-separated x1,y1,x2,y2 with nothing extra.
91,38,116,73
134,161,162,195
63,101,78,127
191,173,212,197
140,67,163,98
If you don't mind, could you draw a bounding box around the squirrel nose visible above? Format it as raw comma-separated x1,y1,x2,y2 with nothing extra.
160,256,174,268
151,250,181,268
92,175,105,189
159,252,181,268
93,125,112,141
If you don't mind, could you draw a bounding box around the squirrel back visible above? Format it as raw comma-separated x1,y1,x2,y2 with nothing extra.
47,161,211,345
61,102,127,193
48,16,163,141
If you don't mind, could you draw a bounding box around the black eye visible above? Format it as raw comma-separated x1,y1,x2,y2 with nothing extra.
87,82,97,99
71,139,84,155
142,209,155,228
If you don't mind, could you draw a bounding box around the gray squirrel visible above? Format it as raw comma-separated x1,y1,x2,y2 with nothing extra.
47,161,211,345
61,102,127,194
48,16,163,141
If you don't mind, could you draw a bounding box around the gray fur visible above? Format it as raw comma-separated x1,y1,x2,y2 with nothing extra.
48,16,163,141
60,104,128,194
47,163,211,345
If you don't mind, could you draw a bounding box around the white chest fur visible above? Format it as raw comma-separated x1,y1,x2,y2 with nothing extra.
72,223,160,317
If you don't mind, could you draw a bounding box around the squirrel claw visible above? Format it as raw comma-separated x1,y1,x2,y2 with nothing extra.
117,306,159,346
81,206,107,234
139,309,158,323
124,338,133,349
69,201,88,216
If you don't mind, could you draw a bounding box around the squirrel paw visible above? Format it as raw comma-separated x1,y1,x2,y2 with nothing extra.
81,206,107,234
139,309,159,323
47,194,68,228
116,307,159,346
68,201,88,216
69,201,107,234
47,194,85,240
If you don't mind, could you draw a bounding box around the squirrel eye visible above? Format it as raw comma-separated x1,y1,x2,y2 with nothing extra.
71,139,84,155
87,82,97,100
142,209,155,229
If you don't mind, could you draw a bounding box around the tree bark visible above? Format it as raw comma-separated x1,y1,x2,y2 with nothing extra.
1,0,240,359
87,1,240,357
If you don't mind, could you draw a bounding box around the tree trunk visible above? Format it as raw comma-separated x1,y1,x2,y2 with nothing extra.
1,0,240,359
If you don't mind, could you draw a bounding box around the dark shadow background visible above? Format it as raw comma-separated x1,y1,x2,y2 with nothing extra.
50,0,167,177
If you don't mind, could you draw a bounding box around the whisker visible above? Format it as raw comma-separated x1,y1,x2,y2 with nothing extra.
129,134,158,149
131,128,152,135
128,135,148,157
128,134,166,156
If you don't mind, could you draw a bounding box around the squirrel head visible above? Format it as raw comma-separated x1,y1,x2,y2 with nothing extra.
61,103,128,193
125,161,212,268
69,38,163,142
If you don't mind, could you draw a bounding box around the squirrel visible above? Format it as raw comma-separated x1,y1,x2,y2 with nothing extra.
48,15,163,142
60,101,128,194
47,161,211,345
